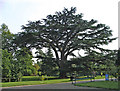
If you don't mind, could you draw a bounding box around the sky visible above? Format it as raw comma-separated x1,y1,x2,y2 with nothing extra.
0,0,119,51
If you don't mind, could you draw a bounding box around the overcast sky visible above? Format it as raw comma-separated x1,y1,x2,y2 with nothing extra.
0,0,119,50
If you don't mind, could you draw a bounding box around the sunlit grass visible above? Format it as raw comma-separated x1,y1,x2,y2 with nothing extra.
75,81,118,90
1,78,70,87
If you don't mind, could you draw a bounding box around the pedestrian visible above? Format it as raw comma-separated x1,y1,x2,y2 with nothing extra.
70,75,74,81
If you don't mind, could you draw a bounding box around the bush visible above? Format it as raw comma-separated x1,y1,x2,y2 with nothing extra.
40,75,45,81
22,76,41,81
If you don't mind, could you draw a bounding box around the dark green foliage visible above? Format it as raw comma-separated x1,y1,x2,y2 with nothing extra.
68,50,117,77
0,24,35,82
15,7,116,78
37,47,59,76
15,48,34,76
1,49,23,82
1,49,12,78
0,23,15,52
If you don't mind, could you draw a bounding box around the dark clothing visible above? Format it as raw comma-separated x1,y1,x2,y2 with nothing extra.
70,76,74,81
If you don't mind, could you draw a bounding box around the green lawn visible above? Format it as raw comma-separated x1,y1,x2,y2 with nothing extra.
75,81,119,90
95,75,105,79
22,76,58,81
1,78,70,87
22,75,105,81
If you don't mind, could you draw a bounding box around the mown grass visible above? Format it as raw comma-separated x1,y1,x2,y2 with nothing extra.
22,75,106,81
95,75,105,79
75,81,119,90
1,78,70,87
21,75,105,82
22,76,41,81
22,76,58,81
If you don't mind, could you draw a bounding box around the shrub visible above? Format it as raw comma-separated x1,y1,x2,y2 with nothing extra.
40,75,45,81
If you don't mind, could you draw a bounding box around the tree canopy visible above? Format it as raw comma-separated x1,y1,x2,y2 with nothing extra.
0,23,15,52
12,7,117,78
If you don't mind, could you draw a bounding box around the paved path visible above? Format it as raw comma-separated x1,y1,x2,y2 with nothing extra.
2,79,117,91
2,82,102,89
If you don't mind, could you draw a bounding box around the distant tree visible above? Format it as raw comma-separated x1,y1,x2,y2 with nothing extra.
0,24,23,82
10,59,23,82
35,47,58,76
33,63,40,76
0,24,35,81
15,48,34,76
15,7,116,78
35,49,46,59
68,50,117,77
1,49,23,82
0,23,15,52
1,49,12,79
40,47,59,76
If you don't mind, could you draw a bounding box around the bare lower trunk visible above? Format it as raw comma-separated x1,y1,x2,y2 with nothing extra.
59,70,67,79
59,55,68,78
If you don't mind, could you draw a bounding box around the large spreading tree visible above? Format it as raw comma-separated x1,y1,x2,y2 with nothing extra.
15,7,116,78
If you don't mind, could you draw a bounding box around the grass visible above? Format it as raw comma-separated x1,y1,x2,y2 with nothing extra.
75,81,119,90
22,75,106,81
1,78,70,87
22,76,58,81
95,75,105,79
22,76,42,81
74,75,105,81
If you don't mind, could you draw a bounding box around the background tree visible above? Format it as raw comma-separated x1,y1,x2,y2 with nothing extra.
0,23,34,81
33,63,40,76
15,48,34,76
40,47,59,76
101,50,117,79
35,47,59,76
68,50,117,78
15,7,116,78
1,49,23,82
1,49,12,79
0,24,16,81
0,23,15,52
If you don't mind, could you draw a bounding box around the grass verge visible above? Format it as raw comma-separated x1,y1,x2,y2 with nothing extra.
1,78,70,87
75,81,118,90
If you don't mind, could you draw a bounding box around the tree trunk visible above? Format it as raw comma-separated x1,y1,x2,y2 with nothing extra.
59,54,68,79
59,70,67,79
